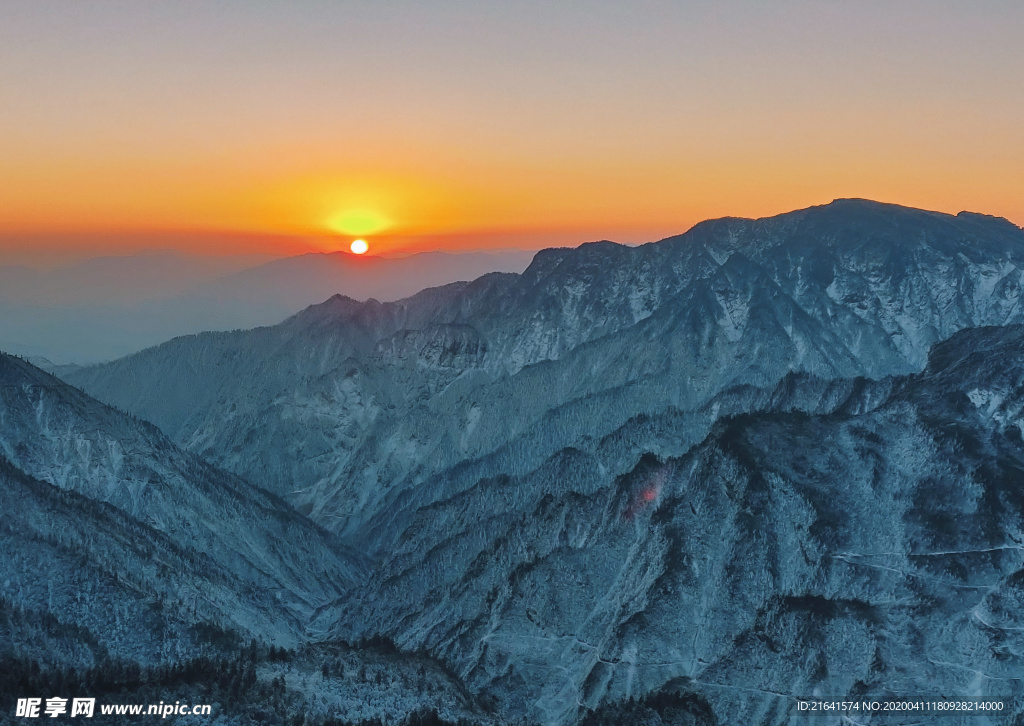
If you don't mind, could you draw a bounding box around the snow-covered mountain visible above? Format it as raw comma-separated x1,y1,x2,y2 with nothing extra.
50,199,1024,723
0,352,364,662
327,324,1024,723
1,455,282,668
67,200,1024,538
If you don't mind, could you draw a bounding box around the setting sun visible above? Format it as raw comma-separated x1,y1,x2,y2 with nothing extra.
350,239,369,255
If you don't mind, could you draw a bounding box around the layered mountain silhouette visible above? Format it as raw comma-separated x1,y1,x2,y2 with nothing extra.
0,249,534,363
9,199,1024,723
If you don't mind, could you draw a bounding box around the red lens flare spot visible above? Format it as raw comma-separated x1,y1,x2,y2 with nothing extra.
622,465,673,520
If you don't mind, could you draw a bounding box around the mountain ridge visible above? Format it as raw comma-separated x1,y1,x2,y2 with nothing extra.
65,199,1024,537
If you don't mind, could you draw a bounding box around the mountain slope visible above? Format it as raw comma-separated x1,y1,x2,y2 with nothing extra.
0,352,364,647
0,455,290,667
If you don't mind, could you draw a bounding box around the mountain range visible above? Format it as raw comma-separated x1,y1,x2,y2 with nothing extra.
5,198,1024,724
67,200,1024,538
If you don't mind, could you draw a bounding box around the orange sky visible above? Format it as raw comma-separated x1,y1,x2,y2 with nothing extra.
1,1,1022,263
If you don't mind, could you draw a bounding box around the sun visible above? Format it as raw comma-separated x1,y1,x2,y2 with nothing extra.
350,239,369,255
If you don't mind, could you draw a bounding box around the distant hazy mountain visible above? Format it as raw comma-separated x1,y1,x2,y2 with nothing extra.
55,199,1024,722
0,248,534,363
0,250,271,307
185,248,538,317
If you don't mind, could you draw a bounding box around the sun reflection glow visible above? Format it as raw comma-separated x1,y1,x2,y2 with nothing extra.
328,209,390,236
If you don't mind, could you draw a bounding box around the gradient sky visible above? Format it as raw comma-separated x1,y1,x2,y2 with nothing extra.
2,0,1022,261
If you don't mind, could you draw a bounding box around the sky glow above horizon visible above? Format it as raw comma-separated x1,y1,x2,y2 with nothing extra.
1,1,1022,262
